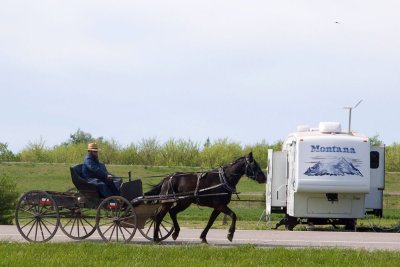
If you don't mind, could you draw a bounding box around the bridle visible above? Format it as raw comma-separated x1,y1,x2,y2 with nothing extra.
244,157,263,180
217,156,263,193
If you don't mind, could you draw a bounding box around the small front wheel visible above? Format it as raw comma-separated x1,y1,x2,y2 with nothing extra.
96,196,137,242
139,205,174,241
15,190,60,242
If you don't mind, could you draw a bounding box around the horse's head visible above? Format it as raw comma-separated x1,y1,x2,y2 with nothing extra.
244,152,267,183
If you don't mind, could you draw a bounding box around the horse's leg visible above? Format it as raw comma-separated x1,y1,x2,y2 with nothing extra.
220,205,237,242
199,209,221,244
169,200,191,240
154,202,172,242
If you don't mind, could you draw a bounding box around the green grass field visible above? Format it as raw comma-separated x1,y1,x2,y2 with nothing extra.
2,162,400,231
1,242,400,267
3,163,400,265
0,162,265,194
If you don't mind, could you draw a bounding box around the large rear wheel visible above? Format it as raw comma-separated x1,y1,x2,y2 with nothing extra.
96,196,137,242
15,190,59,242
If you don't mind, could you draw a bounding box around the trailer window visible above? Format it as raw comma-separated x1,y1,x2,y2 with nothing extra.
370,151,380,169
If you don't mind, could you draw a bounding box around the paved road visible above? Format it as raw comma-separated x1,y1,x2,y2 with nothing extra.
2,225,400,251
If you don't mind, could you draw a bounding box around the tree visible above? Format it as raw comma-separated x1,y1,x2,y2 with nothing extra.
203,137,211,148
68,129,94,144
369,134,383,146
0,142,16,162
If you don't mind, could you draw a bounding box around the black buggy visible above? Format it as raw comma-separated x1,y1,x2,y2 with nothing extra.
14,165,175,243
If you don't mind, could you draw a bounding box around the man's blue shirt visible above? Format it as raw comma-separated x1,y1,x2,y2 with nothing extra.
82,154,109,180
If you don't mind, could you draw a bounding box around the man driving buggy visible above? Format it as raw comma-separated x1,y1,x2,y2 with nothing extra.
82,143,122,198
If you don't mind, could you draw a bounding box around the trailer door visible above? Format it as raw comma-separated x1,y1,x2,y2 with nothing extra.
365,146,385,214
266,149,273,216
266,149,287,217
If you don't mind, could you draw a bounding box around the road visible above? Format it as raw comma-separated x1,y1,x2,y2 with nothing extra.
2,225,400,251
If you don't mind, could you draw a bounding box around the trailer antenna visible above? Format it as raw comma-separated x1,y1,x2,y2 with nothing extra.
343,99,363,134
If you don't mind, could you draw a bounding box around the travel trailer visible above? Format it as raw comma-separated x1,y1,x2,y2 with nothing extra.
266,122,385,230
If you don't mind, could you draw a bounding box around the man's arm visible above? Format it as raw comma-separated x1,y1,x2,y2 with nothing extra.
100,163,114,179
84,157,108,179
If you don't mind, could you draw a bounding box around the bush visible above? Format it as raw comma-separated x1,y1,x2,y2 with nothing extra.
200,138,243,168
137,138,160,166
14,128,287,169
0,142,18,162
159,138,200,166
20,138,51,163
386,143,400,172
0,173,19,224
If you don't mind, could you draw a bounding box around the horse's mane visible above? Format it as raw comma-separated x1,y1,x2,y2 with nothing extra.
224,156,245,167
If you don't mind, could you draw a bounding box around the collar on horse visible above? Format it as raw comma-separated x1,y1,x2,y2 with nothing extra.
193,167,237,197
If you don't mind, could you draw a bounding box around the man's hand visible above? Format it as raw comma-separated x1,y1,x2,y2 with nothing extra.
107,174,113,179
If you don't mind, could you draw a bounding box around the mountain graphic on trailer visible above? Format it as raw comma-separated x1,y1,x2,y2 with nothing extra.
304,157,363,177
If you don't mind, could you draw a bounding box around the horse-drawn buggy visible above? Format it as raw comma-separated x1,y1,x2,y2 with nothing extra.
15,153,266,243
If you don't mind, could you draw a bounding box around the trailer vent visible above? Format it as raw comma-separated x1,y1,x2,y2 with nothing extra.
297,125,310,132
319,122,341,133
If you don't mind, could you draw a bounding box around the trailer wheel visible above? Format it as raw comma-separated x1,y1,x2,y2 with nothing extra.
59,207,96,240
96,196,137,242
15,190,60,242
139,205,174,241
345,219,357,231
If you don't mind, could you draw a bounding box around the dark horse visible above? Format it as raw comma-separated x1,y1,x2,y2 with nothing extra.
144,152,267,243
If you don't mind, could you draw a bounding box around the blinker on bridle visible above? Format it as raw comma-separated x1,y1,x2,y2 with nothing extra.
244,157,263,180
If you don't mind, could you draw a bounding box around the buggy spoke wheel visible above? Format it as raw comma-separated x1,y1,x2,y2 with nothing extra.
59,208,96,240
139,206,174,241
15,190,59,242
96,196,136,243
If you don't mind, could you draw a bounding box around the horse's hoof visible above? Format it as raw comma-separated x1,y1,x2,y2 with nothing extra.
172,231,179,240
227,233,234,242
201,239,208,245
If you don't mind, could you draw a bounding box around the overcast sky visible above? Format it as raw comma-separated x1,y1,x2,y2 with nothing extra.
1,1,399,153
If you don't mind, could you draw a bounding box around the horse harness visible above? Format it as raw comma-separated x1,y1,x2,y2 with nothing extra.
166,157,259,200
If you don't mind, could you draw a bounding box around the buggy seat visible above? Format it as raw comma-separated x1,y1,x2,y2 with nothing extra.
70,164,143,202
70,164,101,199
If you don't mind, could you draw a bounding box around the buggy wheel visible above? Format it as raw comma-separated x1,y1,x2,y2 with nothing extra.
139,206,174,241
96,196,137,243
59,207,96,240
15,190,59,242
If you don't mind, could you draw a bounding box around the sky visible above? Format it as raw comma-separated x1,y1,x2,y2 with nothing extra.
1,1,399,153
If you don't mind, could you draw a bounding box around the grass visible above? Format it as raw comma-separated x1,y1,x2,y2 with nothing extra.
384,172,400,192
1,242,400,267
0,162,265,194
3,162,400,231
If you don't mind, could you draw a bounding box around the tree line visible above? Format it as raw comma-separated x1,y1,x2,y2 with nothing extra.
0,129,281,169
0,130,398,171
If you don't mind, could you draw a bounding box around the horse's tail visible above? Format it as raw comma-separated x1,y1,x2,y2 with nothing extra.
144,179,165,196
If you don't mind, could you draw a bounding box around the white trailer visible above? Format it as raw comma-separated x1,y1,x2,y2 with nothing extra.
266,122,385,230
